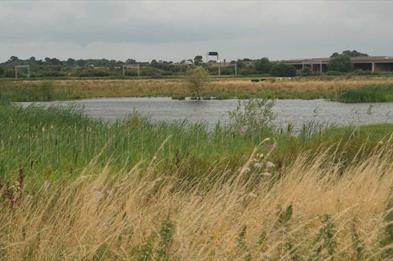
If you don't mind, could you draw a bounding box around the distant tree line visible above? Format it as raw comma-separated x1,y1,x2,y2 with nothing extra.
0,50,372,78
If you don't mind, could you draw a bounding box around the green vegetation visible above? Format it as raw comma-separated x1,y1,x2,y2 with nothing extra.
193,55,203,65
255,57,272,74
0,100,392,183
337,84,393,102
0,81,75,101
1,100,393,259
328,54,354,72
270,63,297,77
185,66,209,99
1,97,393,259
331,50,368,58
2,50,389,80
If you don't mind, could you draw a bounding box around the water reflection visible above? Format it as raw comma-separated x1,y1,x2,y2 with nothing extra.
18,97,393,129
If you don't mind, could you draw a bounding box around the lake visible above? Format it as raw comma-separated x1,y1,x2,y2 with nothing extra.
18,97,393,129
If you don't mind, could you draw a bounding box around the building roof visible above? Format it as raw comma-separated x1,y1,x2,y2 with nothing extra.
281,56,393,64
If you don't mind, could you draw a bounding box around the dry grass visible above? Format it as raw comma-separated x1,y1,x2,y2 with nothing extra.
2,144,393,260
215,76,393,92
4,76,393,100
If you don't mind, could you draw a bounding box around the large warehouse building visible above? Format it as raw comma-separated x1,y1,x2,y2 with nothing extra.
282,56,393,73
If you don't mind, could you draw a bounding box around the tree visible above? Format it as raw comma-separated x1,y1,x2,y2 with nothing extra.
300,67,313,76
151,59,159,66
194,55,203,65
328,54,353,72
7,56,19,65
66,58,76,66
330,50,368,58
255,58,272,74
271,63,297,77
126,59,136,64
76,59,86,67
185,66,209,99
0,67,4,76
342,50,368,57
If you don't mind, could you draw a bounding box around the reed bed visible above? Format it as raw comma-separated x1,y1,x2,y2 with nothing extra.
337,85,393,103
0,101,391,182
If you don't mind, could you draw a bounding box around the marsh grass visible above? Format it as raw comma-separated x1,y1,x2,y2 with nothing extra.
1,101,393,185
1,102,393,259
337,84,393,103
2,141,393,260
0,81,75,101
3,76,393,101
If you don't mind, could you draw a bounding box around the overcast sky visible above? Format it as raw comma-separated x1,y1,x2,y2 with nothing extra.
1,1,392,62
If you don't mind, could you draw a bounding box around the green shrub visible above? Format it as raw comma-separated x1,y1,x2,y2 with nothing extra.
337,85,393,103
312,215,337,259
326,71,343,76
328,54,353,72
300,67,313,76
271,63,297,77
352,69,371,76
228,98,275,137
255,58,272,74
185,66,209,99
3,70,15,78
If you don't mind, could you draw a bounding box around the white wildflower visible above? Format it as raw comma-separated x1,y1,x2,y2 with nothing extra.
95,190,105,201
261,172,272,177
243,167,251,173
266,161,275,168
253,162,263,169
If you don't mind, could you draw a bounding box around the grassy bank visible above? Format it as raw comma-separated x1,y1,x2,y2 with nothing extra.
2,103,393,259
2,76,393,102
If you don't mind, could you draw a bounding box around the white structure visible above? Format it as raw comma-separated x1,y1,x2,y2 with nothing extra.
15,65,30,79
122,64,140,77
206,51,219,63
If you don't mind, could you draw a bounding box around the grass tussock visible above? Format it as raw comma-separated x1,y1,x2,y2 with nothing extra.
2,145,393,260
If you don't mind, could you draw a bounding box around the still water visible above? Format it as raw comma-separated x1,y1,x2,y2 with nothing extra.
18,97,393,128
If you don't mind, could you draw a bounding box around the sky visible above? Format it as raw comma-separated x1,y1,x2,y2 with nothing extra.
0,0,392,62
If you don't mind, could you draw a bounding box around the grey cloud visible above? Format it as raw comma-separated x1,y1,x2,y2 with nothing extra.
0,1,392,61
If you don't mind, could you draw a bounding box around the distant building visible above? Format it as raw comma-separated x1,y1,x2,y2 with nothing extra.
281,56,393,72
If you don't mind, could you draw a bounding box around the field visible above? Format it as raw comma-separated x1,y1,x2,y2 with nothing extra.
2,76,393,260
2,75,393,102
2,100,393,260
